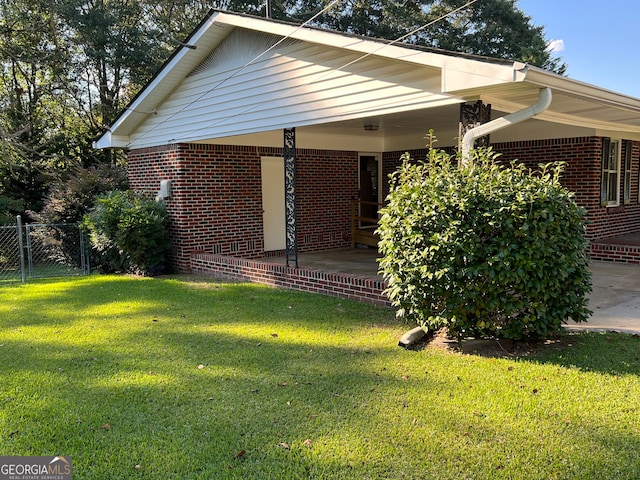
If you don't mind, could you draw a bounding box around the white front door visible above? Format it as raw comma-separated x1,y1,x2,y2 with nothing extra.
261,156,286,251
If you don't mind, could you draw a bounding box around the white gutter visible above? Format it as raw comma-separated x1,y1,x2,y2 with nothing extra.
461,87,553,164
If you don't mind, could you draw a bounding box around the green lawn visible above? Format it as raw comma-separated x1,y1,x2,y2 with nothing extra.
0,275,639,479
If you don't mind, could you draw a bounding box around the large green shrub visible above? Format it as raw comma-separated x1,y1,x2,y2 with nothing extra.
377,145,592,340
83,190,170,275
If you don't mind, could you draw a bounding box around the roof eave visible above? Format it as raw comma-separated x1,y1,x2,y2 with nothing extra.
521,65,640,111
94,11,640,149
93,132,129,149
95,11,520,149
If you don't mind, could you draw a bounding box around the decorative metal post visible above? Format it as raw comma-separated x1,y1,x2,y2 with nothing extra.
459,100,492,149
284,127,298,268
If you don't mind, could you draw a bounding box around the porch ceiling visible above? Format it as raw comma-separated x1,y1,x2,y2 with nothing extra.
297,104,461,140
294,77,640,149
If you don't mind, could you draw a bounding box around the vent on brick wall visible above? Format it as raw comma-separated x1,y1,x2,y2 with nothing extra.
247,240,256,251
212,244,222,254
231,241,240,253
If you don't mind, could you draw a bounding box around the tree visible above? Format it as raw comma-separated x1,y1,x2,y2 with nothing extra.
0,0,566,222
423,0,565,74
31,163,129,224
0,0,74,218
294,0,566,73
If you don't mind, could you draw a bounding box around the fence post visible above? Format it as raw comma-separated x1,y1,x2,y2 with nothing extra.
17,215,26,283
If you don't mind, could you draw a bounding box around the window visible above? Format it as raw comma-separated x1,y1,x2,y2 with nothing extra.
623,140,633,205
600,138,621,206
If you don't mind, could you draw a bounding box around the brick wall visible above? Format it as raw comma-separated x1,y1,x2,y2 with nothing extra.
128,143,358,272
382,149,428,200
191,253,389,305
128,137,640,273
295,148,359,252
128,144,264,271
493,137,640,240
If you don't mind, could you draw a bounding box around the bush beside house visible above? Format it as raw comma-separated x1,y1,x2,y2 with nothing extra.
83,190,170,275
377,144,592,340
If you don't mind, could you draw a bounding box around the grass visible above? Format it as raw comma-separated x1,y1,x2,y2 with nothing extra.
0,275,639,479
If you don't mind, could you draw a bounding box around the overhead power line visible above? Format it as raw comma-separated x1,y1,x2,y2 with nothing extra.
131,0,480,147
127,0,341,146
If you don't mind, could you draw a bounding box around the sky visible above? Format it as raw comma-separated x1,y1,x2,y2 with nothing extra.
516,0,640,98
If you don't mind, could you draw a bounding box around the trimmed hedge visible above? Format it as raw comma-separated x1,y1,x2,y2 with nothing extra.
377,145,592,340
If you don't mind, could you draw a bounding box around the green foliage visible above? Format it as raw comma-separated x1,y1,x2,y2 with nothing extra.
1,277,639,479
301,0,566,73
0,195,24,225
31,164,129,224
377,145,592,340
82,190,170,275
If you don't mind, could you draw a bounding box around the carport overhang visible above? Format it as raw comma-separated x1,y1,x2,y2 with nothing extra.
94,10,640,152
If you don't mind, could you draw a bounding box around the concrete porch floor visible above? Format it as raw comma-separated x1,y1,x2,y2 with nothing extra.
594,231,640,246
566,260,640,334
262,248,640,333
262,247,381,276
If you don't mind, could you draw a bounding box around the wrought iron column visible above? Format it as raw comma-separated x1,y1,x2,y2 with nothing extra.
459,100,492,149
284,127,298,268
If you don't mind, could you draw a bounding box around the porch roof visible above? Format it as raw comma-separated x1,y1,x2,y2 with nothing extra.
95,10,640,151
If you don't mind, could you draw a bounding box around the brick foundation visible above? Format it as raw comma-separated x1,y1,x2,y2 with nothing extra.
589,242,640,264
191,253,389,306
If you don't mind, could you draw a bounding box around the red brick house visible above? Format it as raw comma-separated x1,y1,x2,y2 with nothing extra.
95,10,640,303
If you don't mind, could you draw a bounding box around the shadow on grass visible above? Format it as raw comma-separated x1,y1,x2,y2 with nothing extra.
2,275,640,479
527,331,640,377
0,274,390,330
418,328,640,378
0,313,446,478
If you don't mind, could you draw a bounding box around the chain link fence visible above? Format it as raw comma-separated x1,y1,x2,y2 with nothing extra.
0,222,23,282
0,216,90,282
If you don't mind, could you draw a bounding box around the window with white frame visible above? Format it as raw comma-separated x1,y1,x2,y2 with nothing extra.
600,138,621,206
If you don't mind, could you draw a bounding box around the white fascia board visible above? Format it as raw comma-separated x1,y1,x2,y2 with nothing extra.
440,59,524,93
93,132,129,149
522,66,640,111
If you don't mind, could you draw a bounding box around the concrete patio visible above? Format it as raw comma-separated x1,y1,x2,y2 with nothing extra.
566,260,640,334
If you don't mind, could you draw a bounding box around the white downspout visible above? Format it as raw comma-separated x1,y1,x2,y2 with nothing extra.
460,87,553,164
